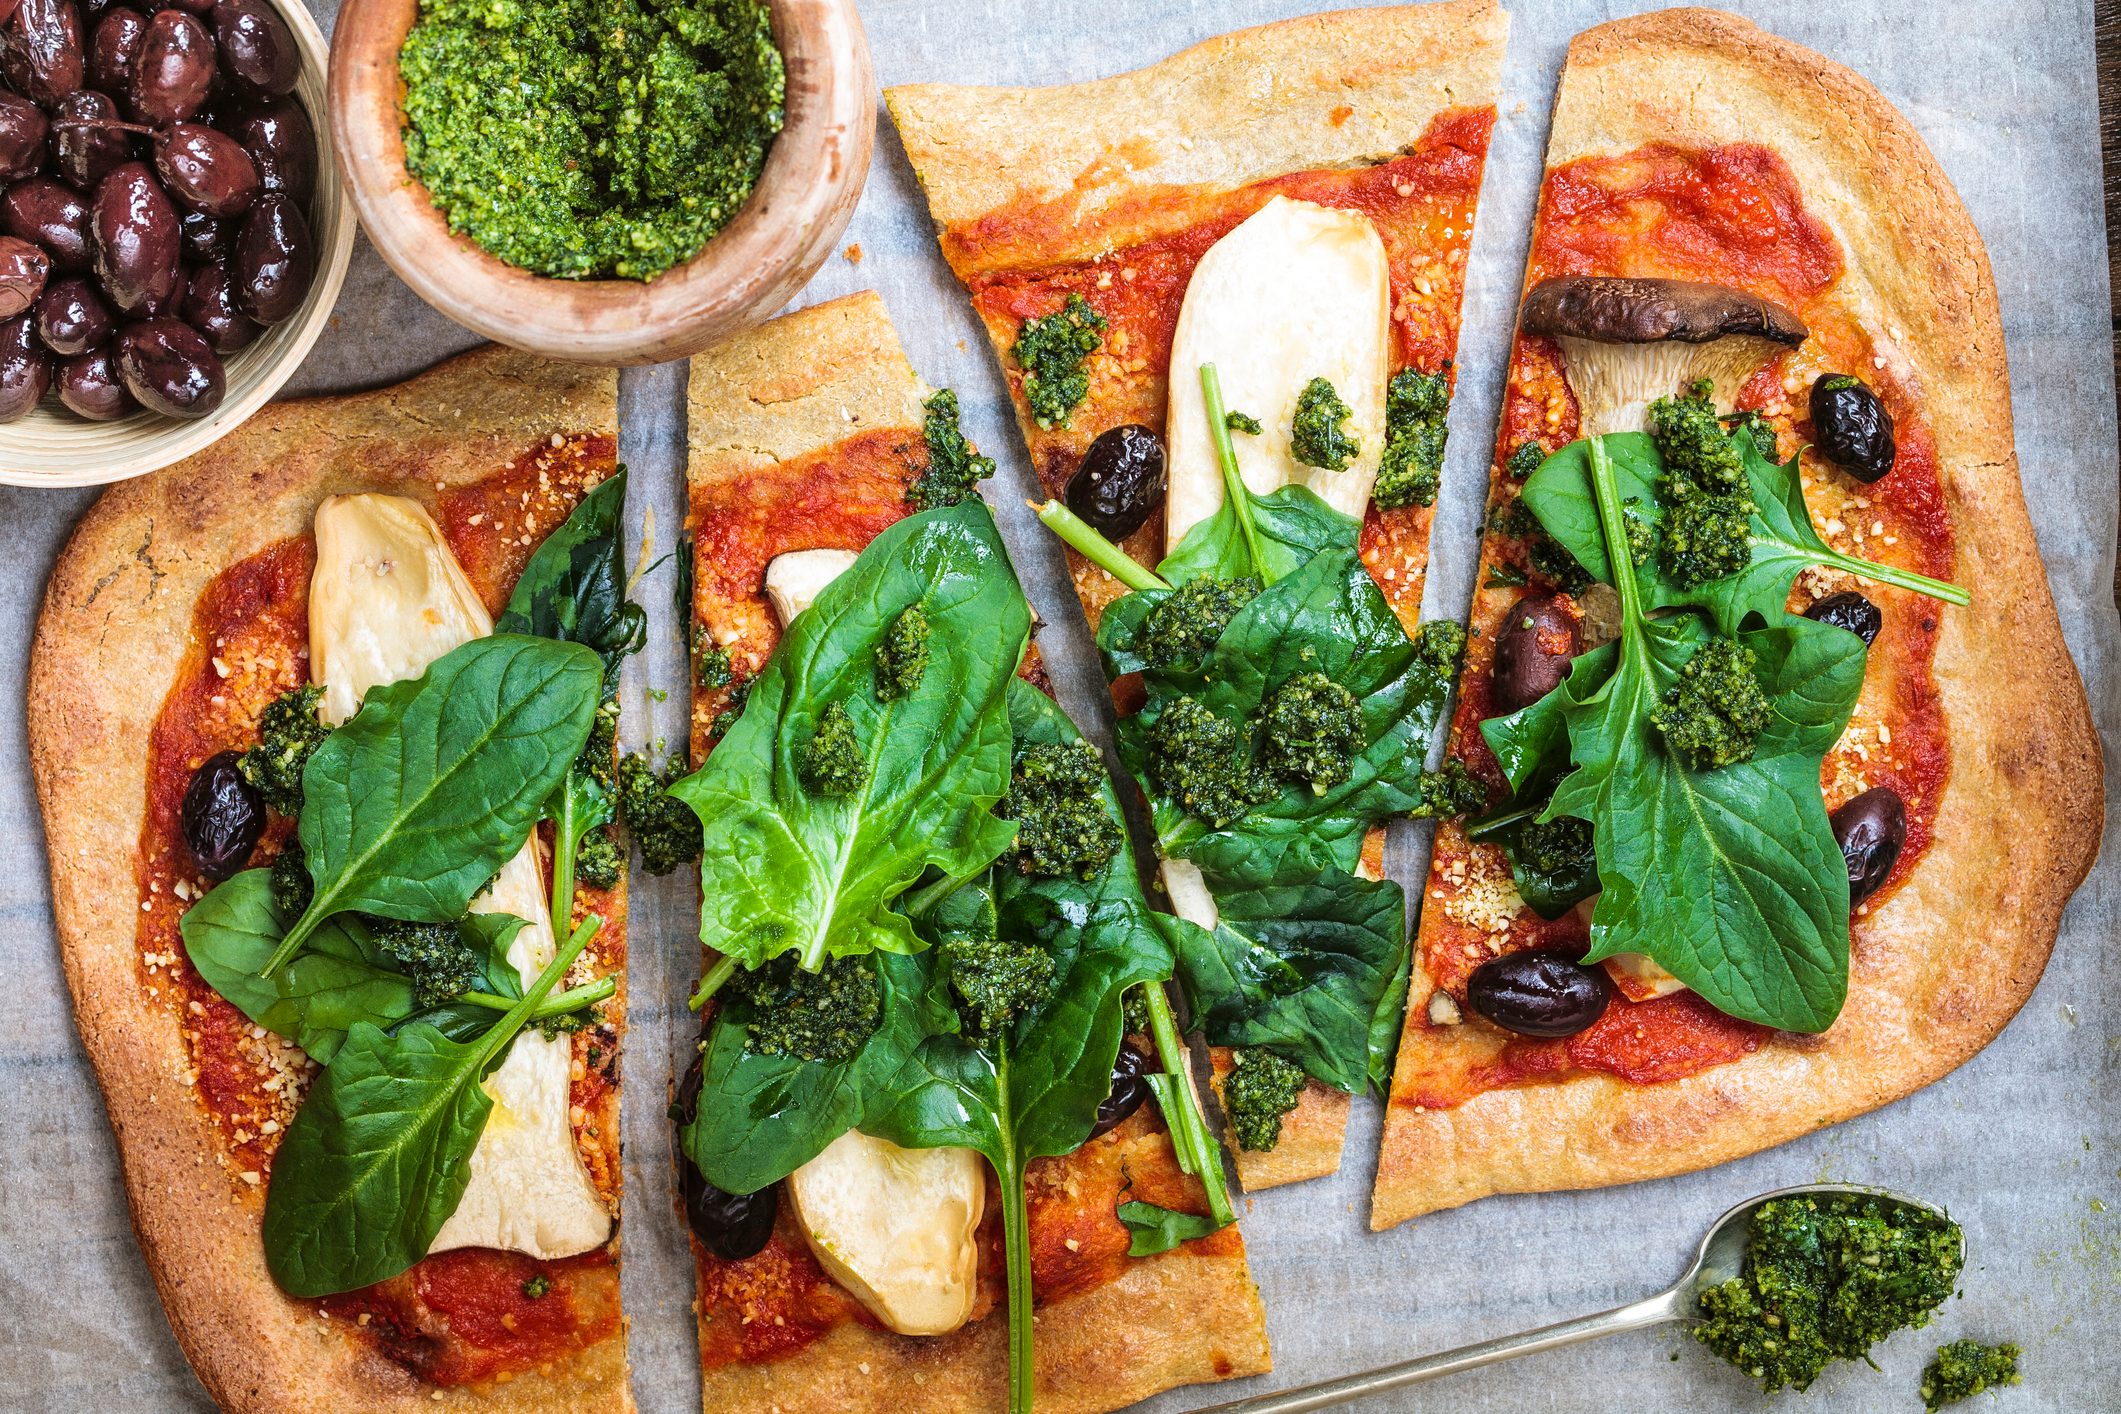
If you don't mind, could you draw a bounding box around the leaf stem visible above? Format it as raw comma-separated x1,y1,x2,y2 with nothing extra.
992,1038,1035,1414
1138,982,1236,1229
475,914,601,1072
461,974,616,1018
688,954,739,1011
902,862,992,922
1032,499,1168,593
1812,548,1971,607
1198,364,1269,584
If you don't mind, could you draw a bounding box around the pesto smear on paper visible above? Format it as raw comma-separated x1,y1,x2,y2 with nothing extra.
399,0,785,280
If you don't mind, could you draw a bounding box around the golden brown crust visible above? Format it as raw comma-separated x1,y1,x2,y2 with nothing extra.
683,292,1270,1411
1372,8,2105,1229
29,346,632,1411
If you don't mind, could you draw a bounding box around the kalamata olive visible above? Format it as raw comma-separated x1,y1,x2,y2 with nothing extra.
208,0,292,100
90,159,179,313
2,175,90,271
128,7,211,124
177,206,226,259
225,94,309,204
179,258,252,351
1465,949,1613,1038
0,234,50,317
56,344,127,416
4,0,86,109
0,89,49,178
231,187,304,322
1491,593,1581,712
152,121,257,215
1810,373,1896,484
672,1050,779,1260
1064,424,1167,541
33,272,108,352
1805,590,1882,647
86,5,142,96
0,312,50,420
114,314,219,415
1088,1040,1153,1139
49,88,128,188
1831,785,1906,908
178,748,263,879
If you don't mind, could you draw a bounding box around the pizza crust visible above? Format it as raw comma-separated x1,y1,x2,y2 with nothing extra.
29,347,632,1411
683,291,1271,1411
1372,7,2105,1230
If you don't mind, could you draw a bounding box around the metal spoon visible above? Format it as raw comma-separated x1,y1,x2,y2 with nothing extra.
1190,1183,1957,1413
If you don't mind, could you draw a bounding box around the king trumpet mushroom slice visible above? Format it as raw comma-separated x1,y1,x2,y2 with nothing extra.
1519,276,1808,436
787,1128,986,1336
763,548,859,627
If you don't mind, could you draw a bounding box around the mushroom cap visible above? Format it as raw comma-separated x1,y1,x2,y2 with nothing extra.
1522,276,1808,347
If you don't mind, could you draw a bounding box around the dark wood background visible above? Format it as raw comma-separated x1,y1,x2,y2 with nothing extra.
2100,0,2120,605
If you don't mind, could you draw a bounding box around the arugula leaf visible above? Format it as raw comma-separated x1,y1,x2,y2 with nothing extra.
494,467,646,688
1166,869,1404,1094
671,503,1028,973
1116,1200,1224,1257
259,635,604,974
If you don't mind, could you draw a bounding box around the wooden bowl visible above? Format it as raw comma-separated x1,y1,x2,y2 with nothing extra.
328,0,875,366
0,0,356,488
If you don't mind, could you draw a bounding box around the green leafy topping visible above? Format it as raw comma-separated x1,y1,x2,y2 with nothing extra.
1258,671,1364,794
1485,562,1530,590
496,468,645,691
942,934,1056,1040
1693,1191,1963,1394
1115,1200,1223,1257
875,604,932,701
909,389,995,511
239,686,330,815
371,919,485,1009
725,953,883,1063
1011,295,1107,431
271,840,313,917
1222,1046,1305,1152
796,700,867,797
1506,810,1598,919
1504,441,1546,480
1137,576,1261,669
696,642,734,689
1415,758,1490,819
1374,367,1449,509
1224,410,1263,435
1495,497,1591,594
1650,637,1773,770
1290,376,1358,472
1002,741,1122,881
1146,697,1270,829
1922,1340,2022,1411
616,752,701,876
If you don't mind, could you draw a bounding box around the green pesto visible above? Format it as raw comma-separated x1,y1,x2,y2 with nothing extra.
1651,381,1756,587
1002,740,1122,882
1496,497,1591,594
795,700,867,797
1012,295,1107,430
1622,496,1657,567
1146,696,1270,829
909,389,995,511
1223,1046,1305,1152
577,697,619,791
942,933,1055,1041
1290,377,1359,472
573,825,623,891
240,685,330,815
1225,410,1264,435
1652,381,1752,497
1505,440,1546,480
1412,618,1468,677
617,751,703,876
398,0,785,281
1516,812,1593,881
372,919,484,1010
1139,576,1261,669
521,1274,552,1300
696,640,734,690
270,840,313,917
1651,638,1773,770
534,1004,598,1040
1374,367,1449,509
1921,1340,2021,1411
1693,1192,1963,1394
1259,671,1364,794
875,604,931,701
1414,757,1490,819
708,677,752,742
727,953,881,1063
1484,563,1530,590
1728,408,1781,463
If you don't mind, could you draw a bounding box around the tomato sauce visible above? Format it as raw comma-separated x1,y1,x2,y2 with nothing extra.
1407,142,1957,1108
135,434,625,1388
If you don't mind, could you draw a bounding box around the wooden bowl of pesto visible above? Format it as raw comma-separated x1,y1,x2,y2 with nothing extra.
327,0,874,366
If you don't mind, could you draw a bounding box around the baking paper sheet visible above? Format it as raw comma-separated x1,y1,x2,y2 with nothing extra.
2,2,2114,1409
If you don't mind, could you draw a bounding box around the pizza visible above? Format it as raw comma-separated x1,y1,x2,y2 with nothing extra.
30,348,635,1410
888,0,1508,1190
1370,9,2103,1229
674,290,1270,1413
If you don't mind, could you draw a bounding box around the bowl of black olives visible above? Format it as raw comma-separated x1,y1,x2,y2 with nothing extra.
0,0,353,484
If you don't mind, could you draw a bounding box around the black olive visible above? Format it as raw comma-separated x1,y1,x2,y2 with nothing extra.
1805,590,1882,647
1831,785,1906,908
1465,949,1612,1038
1809,373,1896,483
1088,1040,1152,1139
1064,423,1166,541
672,1049,778,1261
1490,593,1580,712
179,748,263,880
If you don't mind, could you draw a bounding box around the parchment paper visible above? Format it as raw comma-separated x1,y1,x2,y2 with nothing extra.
2,3,2114,1410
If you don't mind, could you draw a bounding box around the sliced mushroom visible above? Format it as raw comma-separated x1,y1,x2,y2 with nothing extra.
1520,276,1808,436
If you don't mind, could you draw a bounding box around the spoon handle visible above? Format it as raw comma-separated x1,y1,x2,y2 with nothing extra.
1186,1288,1686,1413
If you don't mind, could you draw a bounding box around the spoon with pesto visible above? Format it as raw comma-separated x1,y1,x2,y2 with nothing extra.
1193,1183,1965,1412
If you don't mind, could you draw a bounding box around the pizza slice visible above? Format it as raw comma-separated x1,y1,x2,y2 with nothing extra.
888,0,1507,1190
669,290,1270,1414
1372,8,2103,1230
31,348,637,1408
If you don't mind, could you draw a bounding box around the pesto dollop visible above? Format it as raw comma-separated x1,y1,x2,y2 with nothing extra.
399,0,786,281
1921,1340,2021,1411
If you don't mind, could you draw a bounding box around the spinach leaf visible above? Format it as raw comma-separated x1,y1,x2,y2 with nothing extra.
1166,869,1403,1094
260,635,604,973
495,467,646,687
1158,482,1357,590
1465,799,1601,921
1116,1200,1223,1257
1481,643,1616,796
671,502,1028,972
